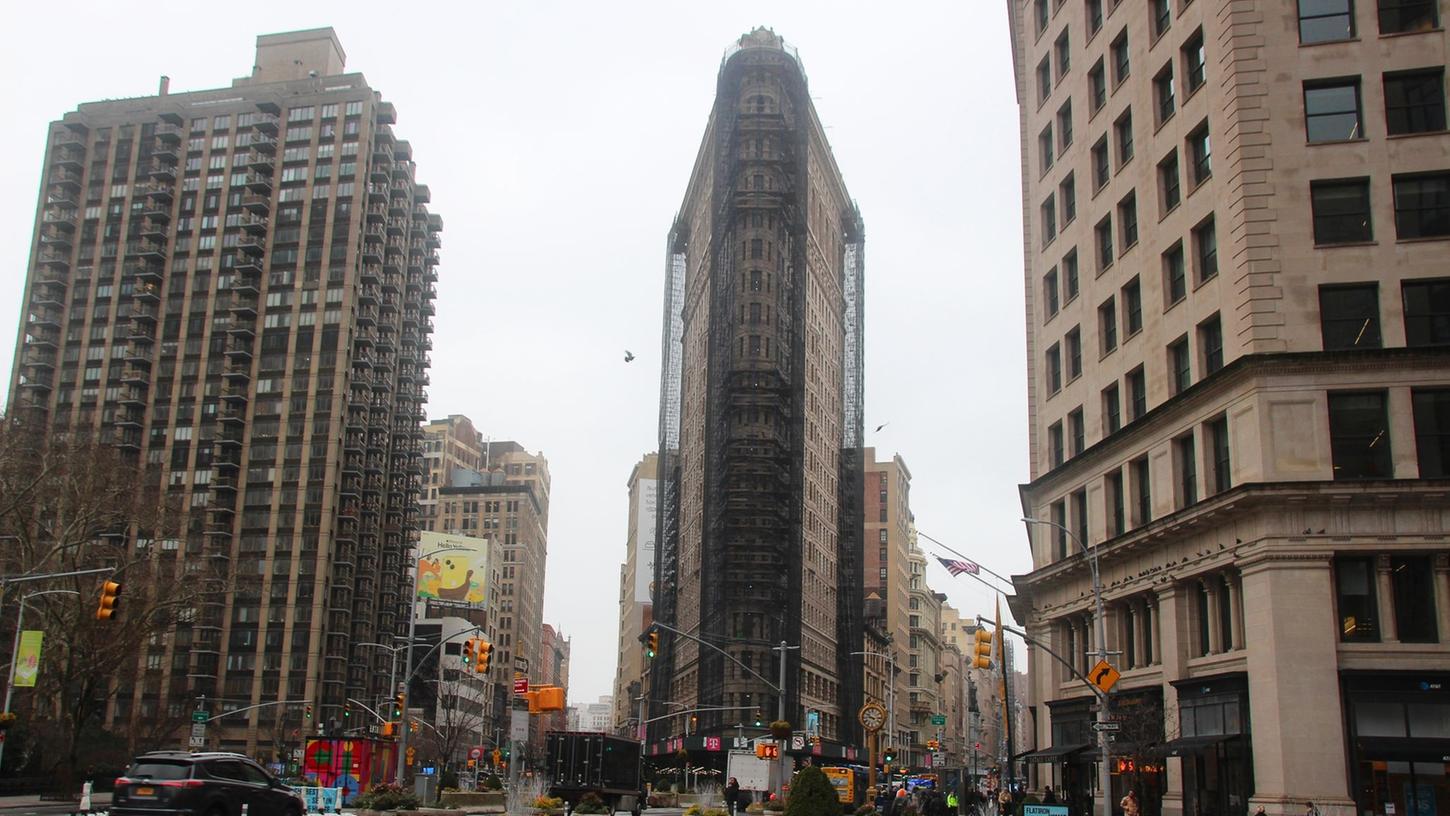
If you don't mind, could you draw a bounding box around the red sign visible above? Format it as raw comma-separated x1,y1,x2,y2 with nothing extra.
469,746,484,760
704,737,721,751
514,678,529,695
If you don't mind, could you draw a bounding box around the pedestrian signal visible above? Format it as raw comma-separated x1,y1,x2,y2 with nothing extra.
755,743,779,759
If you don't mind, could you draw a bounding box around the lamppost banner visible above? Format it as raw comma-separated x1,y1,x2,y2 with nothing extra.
14,631,43,687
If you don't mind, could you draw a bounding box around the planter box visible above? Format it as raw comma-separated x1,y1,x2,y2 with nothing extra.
439,791,508,809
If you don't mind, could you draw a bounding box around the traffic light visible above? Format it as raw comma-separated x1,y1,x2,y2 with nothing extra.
883,746,896,763
972,626,995,670
755,743,779,759
393,692,405,719
304,704,313,720
342,702,352,719
462,638,476,666
753,709,763,727
477,640,492,673
95,580,121,621
381,722,396,738
647,629,659,659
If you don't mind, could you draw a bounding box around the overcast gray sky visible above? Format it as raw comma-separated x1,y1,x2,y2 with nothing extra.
0,0,1028,705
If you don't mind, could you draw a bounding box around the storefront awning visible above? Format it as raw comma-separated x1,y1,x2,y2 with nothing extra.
1155,734,1238,757
1019,743,1091,764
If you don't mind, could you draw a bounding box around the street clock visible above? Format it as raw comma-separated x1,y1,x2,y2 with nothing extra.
858,701,887,732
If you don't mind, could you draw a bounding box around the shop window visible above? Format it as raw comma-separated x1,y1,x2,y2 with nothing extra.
1335,556,1379,642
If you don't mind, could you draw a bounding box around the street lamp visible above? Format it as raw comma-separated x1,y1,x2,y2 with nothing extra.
1022,516,1110,816
1,589,80,770
356,638,410,716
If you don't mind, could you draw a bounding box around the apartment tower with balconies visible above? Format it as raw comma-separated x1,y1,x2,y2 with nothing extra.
8,27,439,751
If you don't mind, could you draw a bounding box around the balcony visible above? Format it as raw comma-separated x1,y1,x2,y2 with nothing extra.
145,160,176,182
232,255,263,274
243,151,274,173
154,122,182,143
367,183,388,203
28,308,62,328
249,134,278,154
126,240,165,260
125,261,163,284
130,303,159,322
150,140,179,163
140,199,171,222
236,234,265,256
223,339,253,361
132,282,160,303
239,193,270,213
45,189,78,209
222,362,252,382
36,250,71,270
41,209,77,230
127,320,156,342
237,213,268,233
360,264,382,284
137,218,168,241
119,367,149,384
217,405,246,425
51,130,85,149
114,409,143,429
48,167,82,188
136,182,174,203
21,347,56,369
218,385,248,404
376,102,396,125
38,229,73,251
240,172,272,195
117,386,146,406
250,112,279,133
124,344,153,366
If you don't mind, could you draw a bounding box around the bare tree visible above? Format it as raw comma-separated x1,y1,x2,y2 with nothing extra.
0,422,202,787
415,675,488,778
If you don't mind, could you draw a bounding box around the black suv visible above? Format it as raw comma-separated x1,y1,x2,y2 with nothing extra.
113,751,305,816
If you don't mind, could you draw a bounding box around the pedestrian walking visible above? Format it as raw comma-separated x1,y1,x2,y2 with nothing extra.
725,778,741,816
1120,791,1140,816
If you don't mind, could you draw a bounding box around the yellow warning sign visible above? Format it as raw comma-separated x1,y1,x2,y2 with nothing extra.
1088,659,1121,693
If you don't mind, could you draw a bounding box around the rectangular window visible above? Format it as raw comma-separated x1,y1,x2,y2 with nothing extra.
1056,30,1072,79
1124,276,1143,335
1112,31,1131,85
1107,469,1126,536
1175,433,1198,507
1039,124,1056,174
1045,268,1061,317
1038,57,1053,105
1392,171,1450,239
1152,0,1172,36
1069,407,1086,455
1319,284,1383,349
1164,243,1187,305
1300,0,1356,43
1103,383,1123,434
1047,343,1063,393
1403,278,1450,346
1115,110,1135,166
1384,69,1446,136
1169,335,1192,394
1096,215,1114,270
1099,297,1118,354
1194,216,1219,283
1042,193,1058,243
1036,0,1049,33
1199,314,1224,373
1392,555,1438,642
1089,59,1108,113
1412,388,1450,478
1189,121,1212,184
1155,64,1177,123
1061,174,1078,224
1058,101,1075,151
1160,150,1182,212
1335,557,1379,642
1328,391,1393,479
1378,0,1439,33
1208,415,1231,494
1092,137,1111,190
1119,191,1139,249
1087,0,1104,34
1183,29,1207,93
1049,421,1065,467
1304,79,1364,142
1128,365,1148,419
1051,500,1068,559
1064,249,1080,299
1071,488,1089,548
1132,456,1152,527
1066,326,1083,379
1312,178,1374,244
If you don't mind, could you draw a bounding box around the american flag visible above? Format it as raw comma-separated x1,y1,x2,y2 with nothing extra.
935,555,980,576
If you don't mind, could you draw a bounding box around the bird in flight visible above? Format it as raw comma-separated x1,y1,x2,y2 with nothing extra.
874,422,889,433
624,350,635,363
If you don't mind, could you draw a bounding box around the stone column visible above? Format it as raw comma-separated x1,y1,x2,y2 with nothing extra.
1203,578,1223,654
1157,583,1189,816
1241,552,1353,815
1148,597,1160,666
1376,554,1398,642
1435,555,1450,643
1133,598,1147,669
1223,576,1242,651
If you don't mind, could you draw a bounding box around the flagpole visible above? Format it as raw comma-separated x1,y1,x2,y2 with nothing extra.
918,531,1016,588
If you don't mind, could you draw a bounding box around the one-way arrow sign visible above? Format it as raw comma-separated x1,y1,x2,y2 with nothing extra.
1090,721,1121,732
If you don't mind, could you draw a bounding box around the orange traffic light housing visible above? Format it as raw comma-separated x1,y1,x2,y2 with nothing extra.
95,580,121,621
477,641,492,673
462,638,476,666
972,627,995,669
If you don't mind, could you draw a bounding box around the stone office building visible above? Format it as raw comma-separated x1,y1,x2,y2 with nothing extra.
1006,0,1450,814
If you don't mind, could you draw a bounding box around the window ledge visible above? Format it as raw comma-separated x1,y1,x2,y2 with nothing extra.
1308,136,1370,146
1182,84,1205,104
1386,129,1450,140
1165,295,1186,314
1314,240,1378,249
1396,234,1450,244
1192,272,1219,293
1299,36,1362,47
1159,201,1182,223
1153,111,1177,135
1099,346,1118,362
1379,27,1445,39
1187,176,1212,197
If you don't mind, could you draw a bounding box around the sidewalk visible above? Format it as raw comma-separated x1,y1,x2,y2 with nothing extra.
0,793,112,810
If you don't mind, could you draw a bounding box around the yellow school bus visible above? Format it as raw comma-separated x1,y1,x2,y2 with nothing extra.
821,767,856,805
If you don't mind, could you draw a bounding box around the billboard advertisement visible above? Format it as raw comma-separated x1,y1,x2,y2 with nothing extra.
417,531,489,606
634,478,657,602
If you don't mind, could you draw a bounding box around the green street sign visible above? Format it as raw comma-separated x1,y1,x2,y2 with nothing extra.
193,710,209,723
930,715,946,726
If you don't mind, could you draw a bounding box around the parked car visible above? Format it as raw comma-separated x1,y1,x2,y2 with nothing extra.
112,751,305,816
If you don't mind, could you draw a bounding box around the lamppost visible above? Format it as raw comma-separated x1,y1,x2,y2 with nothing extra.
1022,517,1110,816
356,638,410,718
1,589,79,770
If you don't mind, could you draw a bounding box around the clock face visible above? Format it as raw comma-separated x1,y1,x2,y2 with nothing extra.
859,702,886,732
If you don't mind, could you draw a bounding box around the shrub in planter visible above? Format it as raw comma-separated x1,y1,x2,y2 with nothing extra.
769,721,793,739
575,792,611,814
856,806,878,816
353,783,421,811
764,799,787,813
685,805,704,816
482,774,504,791
649,793,677,808
746,804,766,815
533,795,565,811
785,766,842,816
705,809,731,816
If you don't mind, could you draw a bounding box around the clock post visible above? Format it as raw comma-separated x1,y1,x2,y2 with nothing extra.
858,702,887,799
